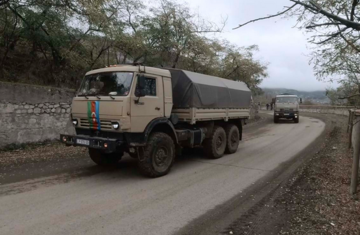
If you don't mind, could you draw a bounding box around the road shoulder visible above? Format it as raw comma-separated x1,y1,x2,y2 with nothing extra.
176,113,346,235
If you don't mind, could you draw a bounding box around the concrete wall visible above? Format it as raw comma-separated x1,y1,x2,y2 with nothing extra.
300,105,354,116
0,82,76,148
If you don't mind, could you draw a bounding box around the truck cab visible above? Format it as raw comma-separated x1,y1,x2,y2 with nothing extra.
273,95,300,123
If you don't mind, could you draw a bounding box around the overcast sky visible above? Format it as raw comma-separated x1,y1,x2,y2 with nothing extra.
182,0,337,91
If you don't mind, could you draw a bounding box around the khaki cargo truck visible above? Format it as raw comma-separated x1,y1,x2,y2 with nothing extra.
60,65,251,177
273,94,300,123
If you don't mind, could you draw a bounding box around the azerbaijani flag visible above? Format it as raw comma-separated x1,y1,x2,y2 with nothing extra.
87,101,101,130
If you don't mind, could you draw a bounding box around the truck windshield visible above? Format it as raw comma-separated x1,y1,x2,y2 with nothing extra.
78,72,134,96
276,97,298,103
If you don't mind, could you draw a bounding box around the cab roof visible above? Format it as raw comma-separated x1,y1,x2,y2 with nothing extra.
276,95,298,97
85,65,171,77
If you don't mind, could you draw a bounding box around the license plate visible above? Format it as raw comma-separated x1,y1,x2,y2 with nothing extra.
76,139,90,146
284,113,289,116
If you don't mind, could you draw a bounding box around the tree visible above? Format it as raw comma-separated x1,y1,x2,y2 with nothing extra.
0,0,267,91
234,0,360,100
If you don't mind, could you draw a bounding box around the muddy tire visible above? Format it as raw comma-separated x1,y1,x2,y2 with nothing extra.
204,126,227,159
225,124,240,154
138,132,175,177
89,148,123,166
274,116,279,123
128,152,138,158
294,116,299,123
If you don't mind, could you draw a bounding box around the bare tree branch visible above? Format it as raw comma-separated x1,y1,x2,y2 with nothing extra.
339,32,360,52
350,0,359,21
313,27,348,44
126,4,137,33
290,0,360,30
306,22,341,29
233,3,297,30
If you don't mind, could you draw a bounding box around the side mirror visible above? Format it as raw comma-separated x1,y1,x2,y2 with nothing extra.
300,98,303,104
135,75,146,97
138,75,146,89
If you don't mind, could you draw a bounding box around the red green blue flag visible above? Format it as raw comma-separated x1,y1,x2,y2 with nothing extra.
87,101,101,130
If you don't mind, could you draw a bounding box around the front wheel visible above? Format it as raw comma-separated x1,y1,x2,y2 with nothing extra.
274,116,279,123
138,132,175,177
89,149,123,166
294,116,299,123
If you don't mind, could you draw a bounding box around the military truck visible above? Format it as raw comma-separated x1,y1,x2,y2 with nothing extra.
273,94,300,123
60,65,251,177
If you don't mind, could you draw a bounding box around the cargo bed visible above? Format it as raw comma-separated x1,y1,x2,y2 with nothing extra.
172,108,250,124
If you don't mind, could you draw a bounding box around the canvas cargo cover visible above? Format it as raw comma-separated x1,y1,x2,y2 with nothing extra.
168,69,251,109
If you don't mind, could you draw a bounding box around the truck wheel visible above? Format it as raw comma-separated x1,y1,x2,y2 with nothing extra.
274,116,279,123
225,124,240,154
204,126,227,159
294,117,299,123
89,149,123,166
138,132,175,177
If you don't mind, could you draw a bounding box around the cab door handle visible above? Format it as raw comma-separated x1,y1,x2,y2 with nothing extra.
155,107,160,111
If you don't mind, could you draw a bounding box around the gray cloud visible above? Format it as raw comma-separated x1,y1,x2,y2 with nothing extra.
184,0,336,91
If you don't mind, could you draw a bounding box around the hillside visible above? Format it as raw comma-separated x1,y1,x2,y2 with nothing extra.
259,88,329,104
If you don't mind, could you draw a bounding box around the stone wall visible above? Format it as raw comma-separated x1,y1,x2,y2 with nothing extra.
0,82,76,148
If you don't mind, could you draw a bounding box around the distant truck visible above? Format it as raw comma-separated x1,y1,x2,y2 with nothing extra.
273,94,300,123
60,65,251,177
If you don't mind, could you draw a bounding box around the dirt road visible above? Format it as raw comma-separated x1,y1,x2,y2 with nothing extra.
0,116,325,235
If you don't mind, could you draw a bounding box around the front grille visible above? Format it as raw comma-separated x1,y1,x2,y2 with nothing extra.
80,119,113,130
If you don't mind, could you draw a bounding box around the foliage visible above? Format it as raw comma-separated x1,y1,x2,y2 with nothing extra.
326,80,360,106
0,0,267,91
234,0,360,100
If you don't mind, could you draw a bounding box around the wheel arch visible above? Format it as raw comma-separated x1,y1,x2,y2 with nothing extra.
144,118,178,144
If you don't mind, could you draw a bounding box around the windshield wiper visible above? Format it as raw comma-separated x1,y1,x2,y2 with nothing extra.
96,95,101,99
109,92,117,100
78,93,89,99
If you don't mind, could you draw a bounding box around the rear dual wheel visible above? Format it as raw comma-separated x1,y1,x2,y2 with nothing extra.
204,124,239,159
225,124,240,154
204,126,227,159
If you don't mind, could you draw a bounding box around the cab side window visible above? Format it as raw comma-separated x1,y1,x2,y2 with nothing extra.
137,77,156,96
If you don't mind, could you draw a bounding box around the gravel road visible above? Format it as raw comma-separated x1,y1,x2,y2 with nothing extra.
0,115,325,235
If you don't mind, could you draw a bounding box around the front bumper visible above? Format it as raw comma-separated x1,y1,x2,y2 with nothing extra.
60,134,123,152
274,111,299,118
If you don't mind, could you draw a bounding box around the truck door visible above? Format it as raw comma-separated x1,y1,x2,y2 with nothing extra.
130,74,164,132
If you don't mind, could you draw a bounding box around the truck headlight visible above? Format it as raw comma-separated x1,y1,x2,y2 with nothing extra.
72,119,78,126
112,122,120,130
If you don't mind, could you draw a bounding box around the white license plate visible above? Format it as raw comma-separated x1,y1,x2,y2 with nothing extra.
76,139,90,146
284,113,289,116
